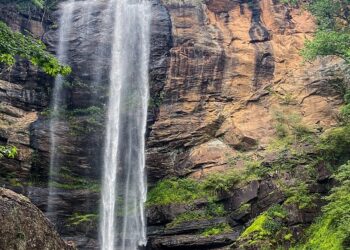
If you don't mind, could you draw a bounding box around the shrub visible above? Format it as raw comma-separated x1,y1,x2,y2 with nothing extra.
302,31,350,62
295,162,350,250
0,21,71,76
285,182,317,209
0,145,17,159
202,169,240,193
318,125,350,163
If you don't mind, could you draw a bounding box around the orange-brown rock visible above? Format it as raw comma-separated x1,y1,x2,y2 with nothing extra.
146,0,348,182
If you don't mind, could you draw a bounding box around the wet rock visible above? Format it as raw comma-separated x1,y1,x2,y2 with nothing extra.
0,188,75,250
147,203,190,225
148,232,239,250
164,217,228,235
222,180,260,211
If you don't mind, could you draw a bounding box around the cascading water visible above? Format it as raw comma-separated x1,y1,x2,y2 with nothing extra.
49,0,151,248
100,0,151,249
47,0,75,218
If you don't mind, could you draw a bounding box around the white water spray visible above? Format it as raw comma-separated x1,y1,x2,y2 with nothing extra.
100,0,151,250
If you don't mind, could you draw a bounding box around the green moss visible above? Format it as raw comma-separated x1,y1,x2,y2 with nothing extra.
166,211,208,228
49,173,100,192
147,178,208,206
147,168,246,206
201,223,233,237
166,202,227,228
202,169,241,193
68,213,98,226
241,213,269,238
239,205,290,248
238,203,251,214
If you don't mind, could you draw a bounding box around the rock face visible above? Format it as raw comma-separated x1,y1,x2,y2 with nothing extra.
0,188,75,250
0,0,349,249
146,0,347,182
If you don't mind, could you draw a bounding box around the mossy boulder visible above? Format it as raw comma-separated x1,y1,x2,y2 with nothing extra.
0,188,75,250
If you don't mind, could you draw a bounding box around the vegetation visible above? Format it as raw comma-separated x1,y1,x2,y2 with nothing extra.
201,223,233,237
42,106,105,135
239,205,290,248
295,162,350,250
0,0,59,12
147,167,253,206
272,110,313,140
301,0,350,63
0,21,71,76
281,0,299,6
0,145,17,159
285,182,318,209
68,213,98,226
147,178,208,206
166,203,226,228
49,168,100,192
302,31,350,62
166,211,207,228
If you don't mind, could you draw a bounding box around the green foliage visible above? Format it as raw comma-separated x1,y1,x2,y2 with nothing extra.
281,0,299,6
42,106,105,135
166,211,208,228
0,21,71,76
166,201,226,228
201,223,233,237
285,182,317,209
147,178,208,206
201,169,241,193
0,0,59,12
68,106,105,135
206,201,227,217
307,0,350,31
241,213,269,238
49,170,100,192
0,145,17,159
295,162,350,250
273,110,313,139
266,204,288,219
301,31,350,62
340,91,350,122
149,92,164,109
147,168,245,206
68,213,98,226
301,0,350,63
318,125,350,163
239,205,290,248
0,0,44,9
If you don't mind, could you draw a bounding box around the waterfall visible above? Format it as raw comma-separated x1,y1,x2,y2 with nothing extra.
49,0,151,248
47,0,75,218
100,0,151,249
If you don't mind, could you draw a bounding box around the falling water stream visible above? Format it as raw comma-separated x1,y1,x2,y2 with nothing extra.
49,0,151,249
47,0,75,218
100,0,151,249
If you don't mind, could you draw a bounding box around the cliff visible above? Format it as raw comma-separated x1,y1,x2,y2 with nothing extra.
0,0,349,249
